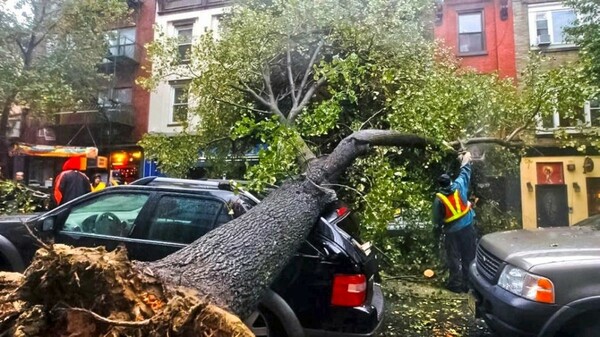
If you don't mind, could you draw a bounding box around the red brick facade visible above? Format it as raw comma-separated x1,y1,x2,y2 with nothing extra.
434,0,517,79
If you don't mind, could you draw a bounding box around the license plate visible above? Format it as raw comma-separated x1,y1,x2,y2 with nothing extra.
467,291,477,314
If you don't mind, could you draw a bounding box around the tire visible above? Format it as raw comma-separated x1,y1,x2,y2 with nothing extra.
245,305,287,337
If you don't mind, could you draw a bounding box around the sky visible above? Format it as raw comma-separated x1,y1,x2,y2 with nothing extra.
4,0,32,22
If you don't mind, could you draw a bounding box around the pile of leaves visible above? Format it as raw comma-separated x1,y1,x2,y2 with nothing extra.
0,244,252,337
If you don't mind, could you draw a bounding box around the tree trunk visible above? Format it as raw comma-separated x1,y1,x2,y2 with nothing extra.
143,130,430,318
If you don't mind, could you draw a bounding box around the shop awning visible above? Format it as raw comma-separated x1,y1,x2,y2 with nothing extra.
9,143,98,158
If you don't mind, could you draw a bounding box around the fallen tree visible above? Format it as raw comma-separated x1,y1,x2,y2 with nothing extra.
0,130,437,336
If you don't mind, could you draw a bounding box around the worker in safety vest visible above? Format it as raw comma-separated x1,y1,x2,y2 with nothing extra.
432,151,476,294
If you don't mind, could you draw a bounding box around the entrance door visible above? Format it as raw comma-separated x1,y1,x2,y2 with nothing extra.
587,178,600,217
536,185,569,227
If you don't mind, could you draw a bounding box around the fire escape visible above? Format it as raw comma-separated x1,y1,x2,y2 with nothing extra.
53,29,140,147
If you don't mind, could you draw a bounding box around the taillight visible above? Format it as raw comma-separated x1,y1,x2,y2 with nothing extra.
336,206,349,217
331,274,367,307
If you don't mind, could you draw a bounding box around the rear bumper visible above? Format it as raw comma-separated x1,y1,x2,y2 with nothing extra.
469,261,559,337
305,283,384,337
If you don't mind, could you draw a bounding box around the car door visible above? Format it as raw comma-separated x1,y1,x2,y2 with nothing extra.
126,193,233,261
54,191,152,253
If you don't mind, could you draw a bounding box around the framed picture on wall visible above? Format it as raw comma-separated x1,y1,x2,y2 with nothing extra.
536,162,564,185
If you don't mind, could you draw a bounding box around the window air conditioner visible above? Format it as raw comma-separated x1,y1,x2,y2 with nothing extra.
537,34,551,46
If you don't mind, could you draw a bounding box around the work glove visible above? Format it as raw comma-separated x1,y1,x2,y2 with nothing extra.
459,151,472,167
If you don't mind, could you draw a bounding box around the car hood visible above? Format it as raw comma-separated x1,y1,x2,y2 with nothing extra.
481,226,600,270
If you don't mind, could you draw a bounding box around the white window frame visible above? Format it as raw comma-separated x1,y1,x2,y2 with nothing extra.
537,99,600,133
170,83,189,125
528,3,577,48
586,99,600,127
173,21,194,62
210,14,223,40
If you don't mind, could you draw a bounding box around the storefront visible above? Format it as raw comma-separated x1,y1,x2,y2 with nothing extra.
108,148,143,184
9,143,99,190
521,156,600,229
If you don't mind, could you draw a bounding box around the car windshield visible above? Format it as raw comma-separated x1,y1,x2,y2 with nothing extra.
573,215,600,229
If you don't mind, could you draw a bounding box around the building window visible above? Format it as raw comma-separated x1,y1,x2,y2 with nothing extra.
458,11,485,54
175,23,193,61
539,99,600,130
587,99,600,127
171,84,189,124
211,14,222,39
528,4,576,47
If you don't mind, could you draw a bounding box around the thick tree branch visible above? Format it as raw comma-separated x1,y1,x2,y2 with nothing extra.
262,66,277,107
286,44,298,106
288,77,326,123
307,130,431,184
452,137,525,148
296,39,324,100
233,83,269,108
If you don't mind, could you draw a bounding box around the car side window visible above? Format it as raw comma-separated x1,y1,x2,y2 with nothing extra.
146,196,232,244
63,193,150,237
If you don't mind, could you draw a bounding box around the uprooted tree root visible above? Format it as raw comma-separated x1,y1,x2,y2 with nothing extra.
0,244,252,337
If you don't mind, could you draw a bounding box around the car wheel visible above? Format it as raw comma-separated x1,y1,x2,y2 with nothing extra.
245,305,287,337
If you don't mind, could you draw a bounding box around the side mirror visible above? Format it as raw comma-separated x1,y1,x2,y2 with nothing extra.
42,217,55,231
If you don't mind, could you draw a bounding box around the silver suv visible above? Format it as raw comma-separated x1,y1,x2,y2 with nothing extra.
469,215,600,337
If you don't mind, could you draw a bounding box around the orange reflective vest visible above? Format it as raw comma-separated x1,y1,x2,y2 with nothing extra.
436,190,471,223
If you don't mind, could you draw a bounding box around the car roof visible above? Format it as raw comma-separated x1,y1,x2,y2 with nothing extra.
127,176,260,203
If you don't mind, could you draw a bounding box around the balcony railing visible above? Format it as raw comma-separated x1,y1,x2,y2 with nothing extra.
98,36,141,72
56,103,135,127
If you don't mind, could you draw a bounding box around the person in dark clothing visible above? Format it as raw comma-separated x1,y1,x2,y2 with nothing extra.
432,151,477,293
53,157,91,206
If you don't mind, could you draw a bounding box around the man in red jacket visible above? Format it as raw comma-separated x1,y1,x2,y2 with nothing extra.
52,157,91,206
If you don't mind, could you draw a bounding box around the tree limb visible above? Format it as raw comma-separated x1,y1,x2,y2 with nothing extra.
448,137,524,149
297,39,324,100
286,44,298,106
288,77,326,123
307,130,431,183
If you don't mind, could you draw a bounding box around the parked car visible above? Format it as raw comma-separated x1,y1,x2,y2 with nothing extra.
469,215,600,337
0,177,383,337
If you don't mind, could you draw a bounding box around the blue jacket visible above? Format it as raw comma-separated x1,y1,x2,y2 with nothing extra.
433,163,475,233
